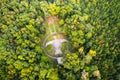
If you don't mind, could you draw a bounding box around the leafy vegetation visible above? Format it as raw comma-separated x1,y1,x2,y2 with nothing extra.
0,0,120,80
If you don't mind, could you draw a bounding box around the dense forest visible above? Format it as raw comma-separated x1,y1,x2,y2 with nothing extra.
0,0,120,80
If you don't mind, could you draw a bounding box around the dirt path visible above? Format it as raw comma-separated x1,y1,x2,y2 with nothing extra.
44,16,65,39
44,16,61,34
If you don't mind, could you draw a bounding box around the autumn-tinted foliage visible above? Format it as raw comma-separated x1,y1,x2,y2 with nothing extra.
0,0,120,80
